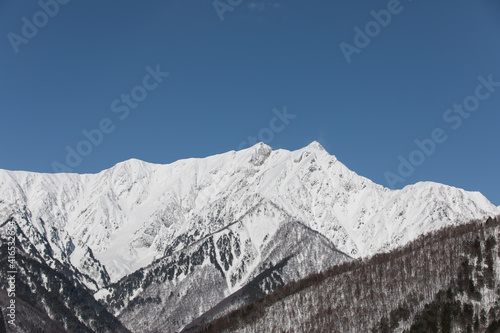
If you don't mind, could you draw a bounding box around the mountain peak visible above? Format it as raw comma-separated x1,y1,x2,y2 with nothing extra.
111,158,153,175
249,142,273,166
304,141,326,151
122,158,145,164
250,142,272,151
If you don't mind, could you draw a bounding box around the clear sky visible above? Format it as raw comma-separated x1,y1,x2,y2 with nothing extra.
1,0,499,205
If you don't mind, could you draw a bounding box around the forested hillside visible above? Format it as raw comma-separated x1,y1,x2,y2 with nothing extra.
199,216,500,333
0,217,130,333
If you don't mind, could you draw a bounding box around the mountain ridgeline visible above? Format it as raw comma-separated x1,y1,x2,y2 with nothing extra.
0,142,499,332
199,216,500,333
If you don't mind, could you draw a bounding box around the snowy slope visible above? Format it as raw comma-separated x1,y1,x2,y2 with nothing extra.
98,217,350,333
0,141,498,287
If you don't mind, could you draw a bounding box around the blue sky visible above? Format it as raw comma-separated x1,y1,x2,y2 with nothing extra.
1,0,499,205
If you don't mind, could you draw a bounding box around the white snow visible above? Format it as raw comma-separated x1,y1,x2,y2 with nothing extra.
0,142,498,284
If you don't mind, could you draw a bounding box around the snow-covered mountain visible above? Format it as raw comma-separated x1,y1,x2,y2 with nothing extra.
97,218,350,332
1,142,499,332
0,142,498,285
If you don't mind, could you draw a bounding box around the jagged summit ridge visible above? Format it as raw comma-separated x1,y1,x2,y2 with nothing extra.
108,141,328,172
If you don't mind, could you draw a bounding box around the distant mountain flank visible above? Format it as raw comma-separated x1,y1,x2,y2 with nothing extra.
198,216,500,333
